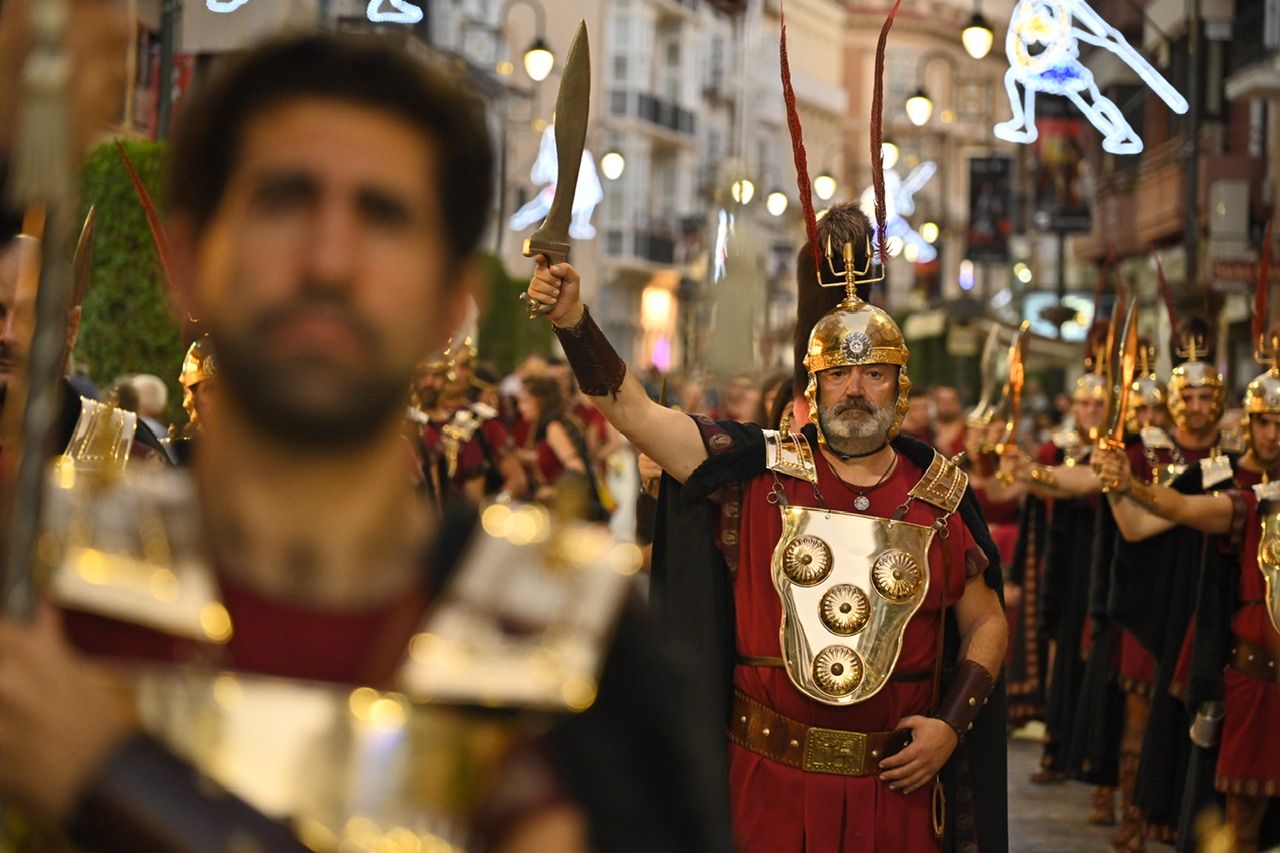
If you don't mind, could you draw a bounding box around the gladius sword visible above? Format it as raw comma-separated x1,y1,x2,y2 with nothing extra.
519,21,590,319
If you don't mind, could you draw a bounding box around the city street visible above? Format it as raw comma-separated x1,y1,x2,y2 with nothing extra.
1008,736,1136,852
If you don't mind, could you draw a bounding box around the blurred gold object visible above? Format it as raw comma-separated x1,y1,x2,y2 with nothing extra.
1167,335,1225,428
179,335,217,431
994,322,1031,455
1243,333,1280,458
1099,300,1139,450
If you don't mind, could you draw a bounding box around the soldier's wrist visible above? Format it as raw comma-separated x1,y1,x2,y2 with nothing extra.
933,660,995,742
551,305,626,398
551,303,587,329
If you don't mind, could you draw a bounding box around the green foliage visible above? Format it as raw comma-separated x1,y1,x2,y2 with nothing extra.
475,252,552,375
75,139,183,423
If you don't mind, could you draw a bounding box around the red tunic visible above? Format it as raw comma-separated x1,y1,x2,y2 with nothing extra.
729,450,986,852
1218,488,1280,794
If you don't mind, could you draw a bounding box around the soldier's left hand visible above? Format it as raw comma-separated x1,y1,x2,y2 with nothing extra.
878,715,959,794
0,605,136,826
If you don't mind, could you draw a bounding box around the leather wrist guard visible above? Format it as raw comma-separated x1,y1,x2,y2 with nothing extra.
934,660,995,741
553,305,626,398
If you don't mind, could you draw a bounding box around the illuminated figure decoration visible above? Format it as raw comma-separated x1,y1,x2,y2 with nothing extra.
508,124,604,241
206,0,424,24
713,209,734,283
858,161,938,263
993,0,1188,155
366,0,424,24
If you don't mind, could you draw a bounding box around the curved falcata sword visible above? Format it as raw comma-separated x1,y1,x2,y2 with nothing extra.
1100,299,1139,451
968,323,1009,428
995,321,1031,455
519,22,590,319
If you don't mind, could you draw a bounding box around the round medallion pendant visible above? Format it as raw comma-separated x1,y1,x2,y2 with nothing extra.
812,645,864,696
782,535,834,585
1263,537,1280,566
871,550,924,603
820,584,871,635
853,495,871,512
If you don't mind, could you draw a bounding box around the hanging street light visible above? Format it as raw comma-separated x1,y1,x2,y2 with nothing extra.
881,140,900,170
905,87,934,126
961,11,995,60
523,37,555,82
731,178,756,204
600,150,626,180
920,221,940,243
766,189,789,216
813,171,837,201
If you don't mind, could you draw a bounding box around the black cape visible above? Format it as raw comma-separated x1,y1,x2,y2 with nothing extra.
650,422,1009,853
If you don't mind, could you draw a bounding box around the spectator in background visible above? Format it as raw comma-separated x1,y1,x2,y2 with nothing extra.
723,374,760,424
754,372,789,428
931,385,966,456
901,386,933,444
130,373,170,442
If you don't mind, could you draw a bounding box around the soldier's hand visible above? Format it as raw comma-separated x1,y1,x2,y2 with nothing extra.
878,715,958,795
527,255,585,328
0,605,136,825
996,446,1028,485
1093,446,1131,493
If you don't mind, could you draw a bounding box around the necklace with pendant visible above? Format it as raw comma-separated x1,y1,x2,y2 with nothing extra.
827,450,898,511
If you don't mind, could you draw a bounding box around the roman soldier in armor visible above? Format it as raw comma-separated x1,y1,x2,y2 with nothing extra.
1096,336,1280,852
0,29,731,853
525,186,1008,849
165,335,217,465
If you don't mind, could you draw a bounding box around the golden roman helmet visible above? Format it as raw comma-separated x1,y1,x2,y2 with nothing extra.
179,335,216,427
1072,321,1109,403
1166,316,1224,428
802,213,910,448
1243,333,1280,453
1127,341,1166,432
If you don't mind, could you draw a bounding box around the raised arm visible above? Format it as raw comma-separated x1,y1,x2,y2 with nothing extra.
992,448,1102,501
1094,447,1234,537
526,256,708,482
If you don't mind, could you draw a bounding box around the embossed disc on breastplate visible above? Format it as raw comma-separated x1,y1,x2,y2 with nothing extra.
820,584,871,635
783,535,834,585
871,550,924,603
1262,537,1280,566
812,645,864,696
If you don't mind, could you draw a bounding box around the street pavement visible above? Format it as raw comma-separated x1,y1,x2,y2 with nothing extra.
1007,735,1154,852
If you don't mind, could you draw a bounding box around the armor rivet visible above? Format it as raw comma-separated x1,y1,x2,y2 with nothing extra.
740,716,747,723
1249,654,1256,661
871,750,879,758
762,728,770,737
790,739,800,748
967,723,974,731
968,697,977,707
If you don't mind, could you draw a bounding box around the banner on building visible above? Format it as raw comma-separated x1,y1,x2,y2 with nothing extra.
966,156,1013,262
1030,109,1093,233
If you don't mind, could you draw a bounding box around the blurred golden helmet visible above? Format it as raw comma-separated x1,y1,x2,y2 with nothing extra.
1167,358,1224,428
1126,343,1166,432
179,336,216,389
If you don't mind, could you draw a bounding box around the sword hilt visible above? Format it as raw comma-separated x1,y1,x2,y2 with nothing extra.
521,239,570,319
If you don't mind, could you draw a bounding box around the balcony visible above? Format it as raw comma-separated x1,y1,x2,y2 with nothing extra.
1225,0,1280,99
604,228,680,268
607,90,697,141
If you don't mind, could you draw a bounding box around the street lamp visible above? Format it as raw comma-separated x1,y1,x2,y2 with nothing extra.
881,140,900,170
766,189,789,216
961,9,995,60
523,37,555,81
731,178,756,204
920,221,940,243
600,150,626,180
904,51,961,127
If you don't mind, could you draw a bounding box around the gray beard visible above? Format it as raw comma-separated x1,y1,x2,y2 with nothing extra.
818,398,894,457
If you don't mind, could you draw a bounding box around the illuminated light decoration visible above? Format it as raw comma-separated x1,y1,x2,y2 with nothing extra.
905,88,933,126
523,38,556,82
959,259,976,291
508,124,604,240
858,161,938,263
713,209,734,283
920,221,939,243
731,178,756,204
1017,265,1033,283
206,0,251,10
367,0,424,24
993,0,1188,155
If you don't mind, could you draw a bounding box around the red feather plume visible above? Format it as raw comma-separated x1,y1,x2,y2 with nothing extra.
870,0,902,264
780,8,821,276
115,139,173,288
1153,252,1177,331
1255,217,1273,346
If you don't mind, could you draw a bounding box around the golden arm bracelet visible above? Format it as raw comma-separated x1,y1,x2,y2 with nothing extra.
1028,464,1058,488
1123,479,1162,514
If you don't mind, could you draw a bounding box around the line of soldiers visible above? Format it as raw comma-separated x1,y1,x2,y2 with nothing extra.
980,307,1279,851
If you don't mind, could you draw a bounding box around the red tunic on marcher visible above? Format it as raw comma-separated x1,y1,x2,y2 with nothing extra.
729,448,987,852
1218,488,1280,795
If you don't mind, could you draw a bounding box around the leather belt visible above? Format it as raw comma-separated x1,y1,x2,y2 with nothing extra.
1230,640,1280,684
728,689,906,777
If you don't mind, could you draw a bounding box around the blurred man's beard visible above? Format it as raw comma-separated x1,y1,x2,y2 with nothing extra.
818,396,895,457
211,296,409,450
417,386,440,409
